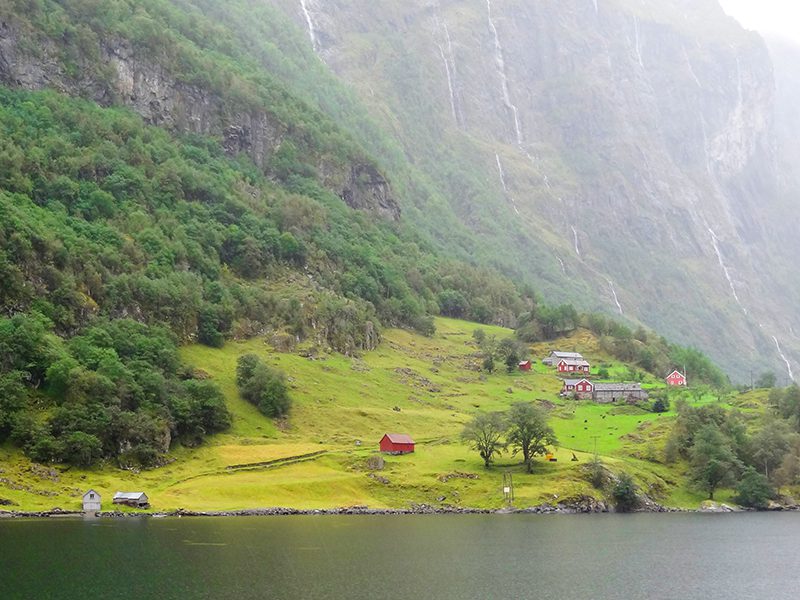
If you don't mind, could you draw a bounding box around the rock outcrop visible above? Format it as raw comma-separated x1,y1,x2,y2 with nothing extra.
0,16,399,221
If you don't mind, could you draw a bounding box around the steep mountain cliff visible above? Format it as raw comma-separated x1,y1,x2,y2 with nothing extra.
268,0,799,380
0,0,795,381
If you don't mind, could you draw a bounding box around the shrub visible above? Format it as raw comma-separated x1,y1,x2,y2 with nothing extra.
735,467,774,510
612,472,639,512
236,354,292,418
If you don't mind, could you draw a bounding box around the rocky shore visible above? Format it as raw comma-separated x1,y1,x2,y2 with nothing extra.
0,497,688,519
3,495,796,519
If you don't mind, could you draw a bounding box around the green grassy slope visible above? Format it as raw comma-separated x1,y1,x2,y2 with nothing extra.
0,318,735,512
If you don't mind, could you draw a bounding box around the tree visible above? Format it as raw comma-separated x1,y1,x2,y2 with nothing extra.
750,419,793,480
506,402,557,473
482,355,495,374
755,372,777,389
735,467,774,509
461,412,506,467
689,424,742,499
587,455,607,489
236,354,292,418
62,431,103,467
496,338,524,373
651,396,670,414
612,472,639,512
775,439,800,486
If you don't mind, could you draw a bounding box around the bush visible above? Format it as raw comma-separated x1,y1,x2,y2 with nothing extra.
62,431,104,467
236,354,292,418
652,397,670,413
612,472,639,512
735,467,774,509
587,456,607,489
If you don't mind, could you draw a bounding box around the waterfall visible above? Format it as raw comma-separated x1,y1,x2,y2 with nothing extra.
435,17,462,126
736,57,743,106
700,116,712,176
495,153,520,215
633,16,644,68
437,43,458,124
487,0,523,145
707,227,746,314
571,226,581,257
608,279,623,315
300,0,319,52
772,336,795,381
556,255,566,274
684,46,701,88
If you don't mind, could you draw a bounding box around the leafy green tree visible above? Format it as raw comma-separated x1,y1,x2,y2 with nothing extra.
735,467,774,509
506,402,557,473
651,397,670,413
689,424,742,499
62,431,104,467
750,419,793,480
755,372,777,389
0,371,27,440
237,354,292,418
612,472,639,512
461,412,506,467
586,455,607,489
236,354,261,386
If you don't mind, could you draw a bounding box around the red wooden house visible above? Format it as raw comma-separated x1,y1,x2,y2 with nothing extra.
561,378,594,399
666,370,687,386
557,358,590,374
379,433,415,454
518,360,532,371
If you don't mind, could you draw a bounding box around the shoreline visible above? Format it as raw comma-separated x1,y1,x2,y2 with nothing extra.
5,499,782,519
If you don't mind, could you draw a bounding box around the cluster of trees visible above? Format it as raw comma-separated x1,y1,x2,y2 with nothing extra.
461,403,557,473
472,329,529,373
515,306,726,387
664,396,800,508
0,88,537,356
236,354,292,418
0,313,231,467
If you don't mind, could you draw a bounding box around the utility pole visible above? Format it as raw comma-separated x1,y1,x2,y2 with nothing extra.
503,471,514,506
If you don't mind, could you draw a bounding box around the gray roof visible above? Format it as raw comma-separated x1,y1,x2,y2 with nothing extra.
82,489,100,499
559,358,590,367
113,492,147,500
593,383,643,392
561,378,591,386
551,351,584,359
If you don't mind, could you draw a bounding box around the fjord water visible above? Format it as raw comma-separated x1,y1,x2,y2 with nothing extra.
2,513,799,599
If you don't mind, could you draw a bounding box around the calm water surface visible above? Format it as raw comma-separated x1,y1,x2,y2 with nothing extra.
1,512,799,599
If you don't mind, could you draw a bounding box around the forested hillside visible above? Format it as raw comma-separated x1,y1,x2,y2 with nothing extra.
0,85,545,465
0,0,767,477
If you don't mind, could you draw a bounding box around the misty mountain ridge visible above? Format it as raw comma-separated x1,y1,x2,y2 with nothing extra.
278,0,800,381
0,0,798,384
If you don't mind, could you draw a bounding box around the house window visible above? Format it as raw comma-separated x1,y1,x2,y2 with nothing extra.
89,493,95,499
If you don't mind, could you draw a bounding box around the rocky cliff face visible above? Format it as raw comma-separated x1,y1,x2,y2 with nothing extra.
273,0,798,379
0,15,400,221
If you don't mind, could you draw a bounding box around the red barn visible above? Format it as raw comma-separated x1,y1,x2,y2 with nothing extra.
518,360,532,371
379,433,415,454
666,370,687,386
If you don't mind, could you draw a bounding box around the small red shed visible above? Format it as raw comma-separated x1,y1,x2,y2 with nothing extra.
666,370,687,386
518,360,532,371
379,433,415,454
